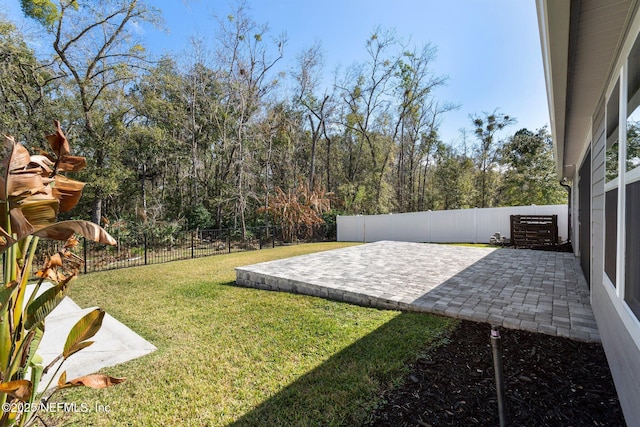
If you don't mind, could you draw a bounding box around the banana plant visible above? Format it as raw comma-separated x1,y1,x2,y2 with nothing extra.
0,121,123,426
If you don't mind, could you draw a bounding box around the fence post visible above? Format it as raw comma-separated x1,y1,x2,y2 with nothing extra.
83,237,87,274
259,227,263,249
191,230,195,259
228,232,231,254
144,233,148,265
272,227,275,248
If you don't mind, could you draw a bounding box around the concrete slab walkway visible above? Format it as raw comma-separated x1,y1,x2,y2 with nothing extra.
236,241,599,342
28,284,157,391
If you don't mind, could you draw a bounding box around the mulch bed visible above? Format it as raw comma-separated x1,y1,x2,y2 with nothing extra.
368,320,625,427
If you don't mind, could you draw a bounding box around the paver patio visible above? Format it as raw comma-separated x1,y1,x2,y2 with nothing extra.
235,241,599,342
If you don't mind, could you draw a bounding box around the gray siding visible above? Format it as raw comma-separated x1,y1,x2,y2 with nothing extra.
592,281,640,422
592,103,605,288
572,174,580,254
590,101,640,424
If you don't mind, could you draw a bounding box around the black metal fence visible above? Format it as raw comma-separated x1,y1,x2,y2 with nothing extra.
7,224,331,280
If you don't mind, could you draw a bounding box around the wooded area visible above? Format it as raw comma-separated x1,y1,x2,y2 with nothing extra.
0,0,567,235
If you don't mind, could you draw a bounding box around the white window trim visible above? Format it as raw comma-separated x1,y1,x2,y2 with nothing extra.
605,179,619,192
626,166,640,184
618,65,627,300
604,74,621,292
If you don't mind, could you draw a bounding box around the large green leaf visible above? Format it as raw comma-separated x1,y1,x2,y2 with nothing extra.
63,309,105,359
0,281,19,311
24,325,44,369
28,362,43,415
33,220,116,245
24,282,69,330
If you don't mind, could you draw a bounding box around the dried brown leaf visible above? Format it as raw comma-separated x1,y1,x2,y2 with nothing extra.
45,120,70,157
52,175,85,213
1,136,32,200
57,156,86,173
2,136,31,173
9,208,35,241
6,169,46,199
60,374,125,390
0,380,32,401
49,253,63,268
33,220,116,245
0,226,16,254
19,199,59,229
64,236,79,249
29,154,54,176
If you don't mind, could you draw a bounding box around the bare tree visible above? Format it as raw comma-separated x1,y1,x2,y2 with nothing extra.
292,41,336,190
335,28,401,212
392,44,456,211
21,0,160,223
211,0,285,235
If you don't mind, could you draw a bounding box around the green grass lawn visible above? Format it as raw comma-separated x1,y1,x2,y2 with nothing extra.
45,242,455,426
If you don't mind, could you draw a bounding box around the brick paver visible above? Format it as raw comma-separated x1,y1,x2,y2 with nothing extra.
235,241,599,342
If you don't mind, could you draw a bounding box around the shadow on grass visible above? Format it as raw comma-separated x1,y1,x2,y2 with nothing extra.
227,312,453,427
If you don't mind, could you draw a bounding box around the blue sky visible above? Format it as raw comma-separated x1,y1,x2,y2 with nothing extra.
4,0,548,147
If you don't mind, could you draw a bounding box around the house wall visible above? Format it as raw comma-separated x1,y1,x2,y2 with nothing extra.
571,167,580,257
585,69,640,424
592,103,605,292
539,0,640,422
578,149,592,283
592,272,640,421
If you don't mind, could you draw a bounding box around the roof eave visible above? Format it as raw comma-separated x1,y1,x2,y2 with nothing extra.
536,0,571,179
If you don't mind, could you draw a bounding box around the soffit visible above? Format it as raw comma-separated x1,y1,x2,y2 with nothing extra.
563,0,634,178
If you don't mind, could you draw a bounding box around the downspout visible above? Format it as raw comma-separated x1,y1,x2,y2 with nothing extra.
560,178,572,244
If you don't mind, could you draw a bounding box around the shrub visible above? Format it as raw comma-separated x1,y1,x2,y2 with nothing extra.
0,122,122,426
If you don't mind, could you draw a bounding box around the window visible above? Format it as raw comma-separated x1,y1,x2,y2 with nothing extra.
625,36,640,316
625,182,640,317
605,189,618,285
605,79,620,286
606,80,620,182
627,35,640,173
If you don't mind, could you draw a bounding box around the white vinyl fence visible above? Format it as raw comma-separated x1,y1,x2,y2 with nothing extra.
337,205,568,243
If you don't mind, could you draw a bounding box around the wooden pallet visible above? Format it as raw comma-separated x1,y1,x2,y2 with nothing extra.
510,215,558,247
